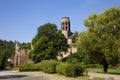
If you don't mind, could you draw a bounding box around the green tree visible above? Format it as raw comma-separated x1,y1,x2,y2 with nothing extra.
29,23,68,63
79,7,120,73
0,39,15,69
32,23,58,45
0,49,10,69
57,30,68,52
20,42,31,49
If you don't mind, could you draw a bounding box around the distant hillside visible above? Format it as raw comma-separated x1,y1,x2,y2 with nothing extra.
0,39,15,58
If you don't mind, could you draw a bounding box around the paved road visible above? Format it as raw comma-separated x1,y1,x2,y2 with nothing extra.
0,69,120,80
0,69,75,80
88,72,120,80
0,70,47,80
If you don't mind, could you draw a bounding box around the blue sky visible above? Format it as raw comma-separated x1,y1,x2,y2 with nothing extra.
0,0,120,42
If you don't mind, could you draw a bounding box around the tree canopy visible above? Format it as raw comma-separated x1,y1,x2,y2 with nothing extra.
20,42,31,49
78,7,120,73
29,23,68,63
0,40,15,69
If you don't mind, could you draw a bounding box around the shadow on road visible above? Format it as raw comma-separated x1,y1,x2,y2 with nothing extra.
0,75,27,79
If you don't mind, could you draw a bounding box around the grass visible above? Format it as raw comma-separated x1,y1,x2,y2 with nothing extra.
87,67,120,75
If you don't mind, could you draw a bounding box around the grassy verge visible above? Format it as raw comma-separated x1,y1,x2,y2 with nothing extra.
87,68,120,75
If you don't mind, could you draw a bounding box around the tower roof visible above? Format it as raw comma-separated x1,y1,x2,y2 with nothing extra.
61,17,70,22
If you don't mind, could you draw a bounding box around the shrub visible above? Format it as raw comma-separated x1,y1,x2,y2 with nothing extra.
19,63,42,72
56,63,84,77
19,60,58,73
19,60,84,77
40,60,58,73
56,62,68,75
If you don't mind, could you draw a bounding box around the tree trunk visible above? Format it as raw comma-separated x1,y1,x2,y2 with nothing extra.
103,62,108,73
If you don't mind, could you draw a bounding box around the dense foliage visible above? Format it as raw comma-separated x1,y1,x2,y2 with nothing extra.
19,63,42,71
78,7,120,73
38,60,58,73
56,62,84,77
19,60,58,73
20,42,31,49
29,23,68,63
19,60,84,77
0,40,15,69
0,40,15,56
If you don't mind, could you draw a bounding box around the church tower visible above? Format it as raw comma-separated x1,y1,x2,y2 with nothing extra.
57,17,77,60
61,17,72,38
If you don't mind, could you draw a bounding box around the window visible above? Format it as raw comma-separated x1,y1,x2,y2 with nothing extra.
65,27,67,30
62,22,64,26
62,27,64,30
66,22,67,25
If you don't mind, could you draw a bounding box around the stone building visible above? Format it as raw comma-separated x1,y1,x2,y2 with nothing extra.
61,17,75,44
14,41,30,66
57,17,77,59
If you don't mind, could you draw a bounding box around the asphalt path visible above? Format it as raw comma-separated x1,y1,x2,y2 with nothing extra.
0,69,75,80
88,72,120,80
0,69,120,80
0,70,47,80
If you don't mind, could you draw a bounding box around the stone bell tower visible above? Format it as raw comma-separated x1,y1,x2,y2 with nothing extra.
61,17,72,38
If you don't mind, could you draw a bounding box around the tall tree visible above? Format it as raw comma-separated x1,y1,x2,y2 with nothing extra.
0,39,15,69
0,49,10,69
29,23,68,63
79,7,120,73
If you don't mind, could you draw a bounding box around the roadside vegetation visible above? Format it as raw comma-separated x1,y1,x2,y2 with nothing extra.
19,60,84,77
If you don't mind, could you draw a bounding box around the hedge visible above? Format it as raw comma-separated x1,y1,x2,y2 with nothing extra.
19,60,84,77
19,60,58,73
40,60,58,73
19,63,42,72
56,63,84,77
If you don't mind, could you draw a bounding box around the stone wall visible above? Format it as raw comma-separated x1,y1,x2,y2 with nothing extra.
14,41,30,66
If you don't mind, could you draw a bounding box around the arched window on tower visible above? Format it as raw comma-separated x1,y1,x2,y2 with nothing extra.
62,22,64,26
65,26,67,30
63,27,64,30
66,22,67,25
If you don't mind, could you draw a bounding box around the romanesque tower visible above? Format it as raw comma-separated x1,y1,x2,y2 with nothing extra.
57,17,77,59
61,17,72,38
